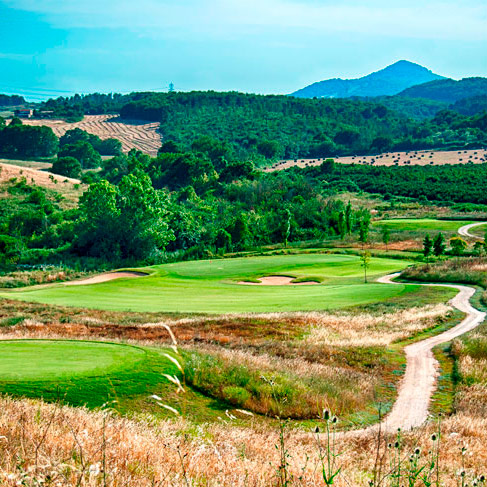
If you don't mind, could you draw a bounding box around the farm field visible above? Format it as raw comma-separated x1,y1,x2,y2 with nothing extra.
269,148,487,171
0,253,417,313
20,114,162,156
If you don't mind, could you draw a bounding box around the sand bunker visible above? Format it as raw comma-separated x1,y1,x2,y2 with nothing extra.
238,276,319,286
64,271,147,286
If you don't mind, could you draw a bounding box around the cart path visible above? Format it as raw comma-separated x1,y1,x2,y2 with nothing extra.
458,222,487,239
361,273,485,434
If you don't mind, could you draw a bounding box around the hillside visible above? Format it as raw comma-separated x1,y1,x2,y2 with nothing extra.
399,77,487,103
292,60,445,98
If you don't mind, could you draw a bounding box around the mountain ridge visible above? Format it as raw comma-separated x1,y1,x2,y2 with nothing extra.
292,60,446,98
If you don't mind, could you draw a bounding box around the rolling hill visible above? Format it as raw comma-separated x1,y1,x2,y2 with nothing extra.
398,77,487,103
292,60,445,98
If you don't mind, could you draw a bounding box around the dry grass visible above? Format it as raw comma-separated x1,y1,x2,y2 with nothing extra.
0,395,485,486
269,148,487,171
0,162,84,208
303,304,453,347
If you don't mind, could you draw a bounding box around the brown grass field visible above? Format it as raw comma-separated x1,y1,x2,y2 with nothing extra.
269,148,487,171
20,114,162,156
0,161,85,208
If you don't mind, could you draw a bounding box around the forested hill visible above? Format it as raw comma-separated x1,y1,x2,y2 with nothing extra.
291,60,444,98
398,77,487,103
120,91,415,159
119,91,487,159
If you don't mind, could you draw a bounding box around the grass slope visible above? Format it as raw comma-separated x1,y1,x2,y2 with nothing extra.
1,254,416,313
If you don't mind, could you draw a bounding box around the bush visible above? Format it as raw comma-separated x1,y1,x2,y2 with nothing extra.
51,157,82,178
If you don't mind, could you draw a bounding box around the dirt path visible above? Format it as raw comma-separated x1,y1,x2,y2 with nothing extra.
363,273,485,434
458,222,487,239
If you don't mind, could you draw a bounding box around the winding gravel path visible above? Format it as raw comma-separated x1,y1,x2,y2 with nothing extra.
458,222,487,239
369,274,485,433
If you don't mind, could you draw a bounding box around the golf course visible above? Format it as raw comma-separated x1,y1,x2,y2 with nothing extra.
0,340,179,409
0,253,418,313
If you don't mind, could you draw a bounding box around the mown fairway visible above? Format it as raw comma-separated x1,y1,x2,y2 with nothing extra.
1,253,417,313
372,218,475,233
0,340,178,409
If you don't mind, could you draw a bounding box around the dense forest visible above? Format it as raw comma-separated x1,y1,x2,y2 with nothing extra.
119,91,487,159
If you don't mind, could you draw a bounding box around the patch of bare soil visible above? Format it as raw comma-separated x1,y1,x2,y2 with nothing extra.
63,271,147,286
238,276,318,286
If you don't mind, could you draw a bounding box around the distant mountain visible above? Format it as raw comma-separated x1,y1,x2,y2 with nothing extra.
398,77,487,104
292,60,445,98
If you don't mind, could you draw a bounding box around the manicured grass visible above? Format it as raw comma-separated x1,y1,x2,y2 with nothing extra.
0,339,181,410
372,218,474,233
0,340,145,381
0,254,417,313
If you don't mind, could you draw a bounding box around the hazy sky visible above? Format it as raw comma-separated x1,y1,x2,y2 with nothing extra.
1,0,486,99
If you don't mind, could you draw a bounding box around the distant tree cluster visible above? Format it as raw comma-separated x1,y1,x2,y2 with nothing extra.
0,117,58,158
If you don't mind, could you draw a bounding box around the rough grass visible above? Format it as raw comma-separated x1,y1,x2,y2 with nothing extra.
0,267,94,288
0,253,417,313
183,347,373,419
402,257,487,293
0,396,485,486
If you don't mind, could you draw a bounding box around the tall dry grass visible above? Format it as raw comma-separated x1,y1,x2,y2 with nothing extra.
0,396,486,486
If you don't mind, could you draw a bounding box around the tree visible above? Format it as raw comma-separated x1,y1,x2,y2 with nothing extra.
358,218,370,249
283,208,292,247
338,211,346,239
360,251,371,283
423,235,433,261
51,157,82,178
450,236,468,256
345,201,353,235
433,233,446,257
381,226,390,251
76,173,174,259
0,124,58,157
59,141,101,169
256,139,281,159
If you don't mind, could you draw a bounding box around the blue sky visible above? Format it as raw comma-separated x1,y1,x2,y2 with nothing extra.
1,0,486,100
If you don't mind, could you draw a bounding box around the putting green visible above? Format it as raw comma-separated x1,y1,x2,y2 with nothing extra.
1,253,416,313
372,218,475,233
0,340,145,381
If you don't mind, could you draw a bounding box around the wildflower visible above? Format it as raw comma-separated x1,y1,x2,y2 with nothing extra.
431,433,437,441
323,409,330,421
331,416,338,424
414,447,421,456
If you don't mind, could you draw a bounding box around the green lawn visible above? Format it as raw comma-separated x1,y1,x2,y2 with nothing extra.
0,340,145,380
372,218,475,234
0,339,232,421
0,339,178,409
1,254,417,313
